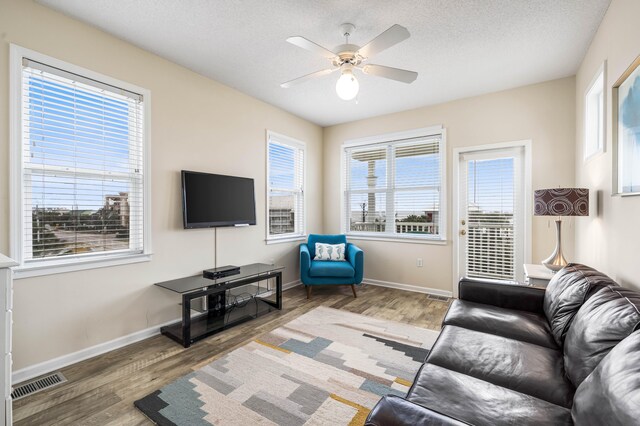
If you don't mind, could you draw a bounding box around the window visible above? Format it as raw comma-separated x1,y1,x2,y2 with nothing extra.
10,46,150,275
342,127,446,241
266,131,305,241
585,63,606,160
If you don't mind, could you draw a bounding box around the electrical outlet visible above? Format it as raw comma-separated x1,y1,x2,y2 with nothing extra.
417,258,423,267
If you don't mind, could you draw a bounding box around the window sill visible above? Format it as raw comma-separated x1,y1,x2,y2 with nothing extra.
265,235,307,245
346,234,448,245
13,252,152,279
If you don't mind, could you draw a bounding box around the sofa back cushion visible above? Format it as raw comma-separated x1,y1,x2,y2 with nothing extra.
543,263,616,346
307,234,347,259
563,286,640,387
572,330,640,425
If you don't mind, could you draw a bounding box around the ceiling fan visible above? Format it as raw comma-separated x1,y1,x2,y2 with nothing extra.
281,23,418,101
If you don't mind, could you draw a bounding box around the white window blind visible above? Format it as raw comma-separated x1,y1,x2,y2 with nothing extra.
343,133,444,240
19,57,146,265
463,152,519,281
267,132,305,239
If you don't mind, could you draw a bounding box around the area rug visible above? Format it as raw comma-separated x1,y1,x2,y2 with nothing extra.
135,306,440,425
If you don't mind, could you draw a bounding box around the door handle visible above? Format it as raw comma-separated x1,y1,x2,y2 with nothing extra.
460,229,467,236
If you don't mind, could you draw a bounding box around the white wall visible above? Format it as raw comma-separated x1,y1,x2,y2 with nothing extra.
574,0,640,290
0,0,323,371
324,78,576,294
0,0,601,375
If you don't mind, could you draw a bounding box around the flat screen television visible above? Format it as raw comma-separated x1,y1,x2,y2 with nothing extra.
181,170,256,228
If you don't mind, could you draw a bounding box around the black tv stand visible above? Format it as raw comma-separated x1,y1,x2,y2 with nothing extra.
155,263,283,348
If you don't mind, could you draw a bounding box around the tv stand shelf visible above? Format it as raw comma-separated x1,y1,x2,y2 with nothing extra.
155,263,283,348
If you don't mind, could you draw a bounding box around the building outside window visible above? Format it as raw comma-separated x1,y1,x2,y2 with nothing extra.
342,127,446,241
266,131,305,241
10,45,151,275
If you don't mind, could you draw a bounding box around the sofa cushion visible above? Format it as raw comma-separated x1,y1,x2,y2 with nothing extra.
443,299,557,349
309,260,354,278
407,363,572,426
563,285,640,387
426,326,574,407
543,263,617,346
307,234,347,259
571,330,640,426
365,396,469,426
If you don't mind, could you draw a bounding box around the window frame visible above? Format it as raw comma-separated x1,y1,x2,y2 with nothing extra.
341,126,447,244
584,61,607,161
9,44,152,278
265,130,306,244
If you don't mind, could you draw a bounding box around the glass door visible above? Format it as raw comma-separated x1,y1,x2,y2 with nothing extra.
457,146,526,282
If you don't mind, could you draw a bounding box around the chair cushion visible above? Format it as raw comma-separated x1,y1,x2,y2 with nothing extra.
309,260,355,278
443,299,557,349
426,326,574,407
572,330,640,426
563,285,640,387
543,263,617,346
407,363,572,426
307,234,347,259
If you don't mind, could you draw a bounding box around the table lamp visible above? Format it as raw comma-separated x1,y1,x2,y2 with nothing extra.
534,188,589,271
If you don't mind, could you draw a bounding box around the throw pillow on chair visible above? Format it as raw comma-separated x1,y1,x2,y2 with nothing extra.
314,243,346,261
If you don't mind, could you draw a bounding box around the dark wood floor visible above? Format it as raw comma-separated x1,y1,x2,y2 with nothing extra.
13,284,451,425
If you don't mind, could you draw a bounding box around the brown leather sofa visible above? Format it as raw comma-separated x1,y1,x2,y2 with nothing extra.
365,263,640,426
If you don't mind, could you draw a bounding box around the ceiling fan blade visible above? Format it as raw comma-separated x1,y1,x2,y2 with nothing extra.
286,36,337,59
361,64,418,84
280,68,337,88
357,24,410,59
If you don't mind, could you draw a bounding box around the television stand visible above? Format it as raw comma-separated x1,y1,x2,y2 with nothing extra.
154,263,283,348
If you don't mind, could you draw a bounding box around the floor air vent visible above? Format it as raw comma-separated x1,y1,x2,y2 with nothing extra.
11,372,67,400
427,294,449,302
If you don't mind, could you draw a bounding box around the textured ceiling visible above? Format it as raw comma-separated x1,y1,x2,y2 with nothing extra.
37,0,611,127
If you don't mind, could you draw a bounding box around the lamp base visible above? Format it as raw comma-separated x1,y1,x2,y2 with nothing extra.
542,219,567,272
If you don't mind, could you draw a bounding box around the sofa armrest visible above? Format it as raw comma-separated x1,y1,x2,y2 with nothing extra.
365,396,468,426
459,277,546,313
300,244,311,284
347,243,364,284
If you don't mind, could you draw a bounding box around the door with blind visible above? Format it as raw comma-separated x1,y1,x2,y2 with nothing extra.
456,145,527,285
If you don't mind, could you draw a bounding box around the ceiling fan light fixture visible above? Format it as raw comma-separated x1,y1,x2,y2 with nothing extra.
282,23,417,100
336,68,359,101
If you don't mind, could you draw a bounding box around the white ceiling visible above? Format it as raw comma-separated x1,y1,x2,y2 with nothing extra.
38,0,610,127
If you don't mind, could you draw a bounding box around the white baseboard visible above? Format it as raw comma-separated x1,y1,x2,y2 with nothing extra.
282,279,301,291
12,279,301,385
362,277,453,298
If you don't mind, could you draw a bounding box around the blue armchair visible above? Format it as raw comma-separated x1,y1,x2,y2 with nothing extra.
300,234,364,299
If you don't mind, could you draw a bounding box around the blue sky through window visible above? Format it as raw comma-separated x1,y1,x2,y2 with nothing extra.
467,158,514,213
268,143,296,189
348,147,440,217
26,73,133,210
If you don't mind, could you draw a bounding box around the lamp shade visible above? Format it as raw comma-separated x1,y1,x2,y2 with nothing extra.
534,188,589,216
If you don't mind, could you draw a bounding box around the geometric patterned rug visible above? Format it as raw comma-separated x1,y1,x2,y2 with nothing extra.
134,306,440,425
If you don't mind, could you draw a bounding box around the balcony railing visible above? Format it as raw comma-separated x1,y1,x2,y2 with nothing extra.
350,221,438,234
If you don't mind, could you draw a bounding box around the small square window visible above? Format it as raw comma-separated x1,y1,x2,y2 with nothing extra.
584,63,606,160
